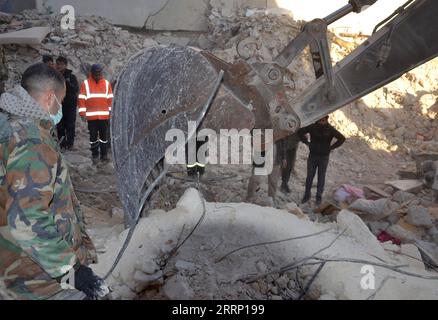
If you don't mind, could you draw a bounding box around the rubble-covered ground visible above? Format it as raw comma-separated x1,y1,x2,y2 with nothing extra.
2,7,438,299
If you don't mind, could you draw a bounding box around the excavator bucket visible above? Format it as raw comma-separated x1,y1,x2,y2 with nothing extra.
111,45,256,224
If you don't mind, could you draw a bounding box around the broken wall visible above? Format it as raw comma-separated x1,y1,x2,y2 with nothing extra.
39,0,269,31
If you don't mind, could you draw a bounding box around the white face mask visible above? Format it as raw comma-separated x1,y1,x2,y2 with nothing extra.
50,94,63,125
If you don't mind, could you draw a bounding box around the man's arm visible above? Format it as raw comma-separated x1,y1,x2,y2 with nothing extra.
5,140,77,278
70,74,79,97
78,82,87,119
107,81,113,112
297,125,312,145
330,128,346,150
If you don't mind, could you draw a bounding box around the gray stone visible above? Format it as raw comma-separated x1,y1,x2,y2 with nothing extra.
175,260,198,274
197,34,215,49
275,275,289,290
392,191,416,203
367,221,390,235
406,205,434,228
256,261,268,273
163,275,194,299
270,286,279,295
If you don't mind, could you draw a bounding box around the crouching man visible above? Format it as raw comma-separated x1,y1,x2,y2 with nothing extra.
0,63,109,300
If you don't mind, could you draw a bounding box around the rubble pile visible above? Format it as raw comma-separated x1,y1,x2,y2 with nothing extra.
207,8,438,153
92,189,438,300
1,10,148,87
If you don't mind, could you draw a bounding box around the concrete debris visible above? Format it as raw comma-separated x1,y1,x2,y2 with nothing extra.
92,189,438,300
0,26,50,45
406,205,434,228
1,10,146,88
385,180,424,193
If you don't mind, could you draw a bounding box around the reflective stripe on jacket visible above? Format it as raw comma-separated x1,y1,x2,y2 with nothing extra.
78,78,113,121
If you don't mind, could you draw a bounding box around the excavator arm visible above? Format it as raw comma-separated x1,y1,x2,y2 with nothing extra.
112,0,438,223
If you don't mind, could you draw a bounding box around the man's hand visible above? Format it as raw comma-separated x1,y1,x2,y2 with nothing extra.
73,265,111,300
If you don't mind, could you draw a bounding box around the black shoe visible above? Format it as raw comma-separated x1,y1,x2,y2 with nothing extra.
302,194,310,204
280,183,291,194
315,198,322,207
100,154,109,163
92,156,99,165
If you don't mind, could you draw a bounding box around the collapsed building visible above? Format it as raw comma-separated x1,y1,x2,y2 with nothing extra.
1,2,438,300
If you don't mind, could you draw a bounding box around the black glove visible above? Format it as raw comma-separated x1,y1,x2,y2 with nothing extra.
74,265,110,300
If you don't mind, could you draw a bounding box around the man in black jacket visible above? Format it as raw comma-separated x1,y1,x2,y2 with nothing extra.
55,56,79,150
298,115,345,205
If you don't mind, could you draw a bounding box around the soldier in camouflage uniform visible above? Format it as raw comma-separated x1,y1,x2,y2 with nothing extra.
0,63,108,300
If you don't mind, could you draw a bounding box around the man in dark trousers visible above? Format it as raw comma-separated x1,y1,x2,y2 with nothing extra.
279,133,300,194
55,56,79,150
78,64,113,164
298,115,345,206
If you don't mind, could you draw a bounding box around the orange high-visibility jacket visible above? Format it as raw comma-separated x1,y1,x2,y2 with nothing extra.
78,77,113,121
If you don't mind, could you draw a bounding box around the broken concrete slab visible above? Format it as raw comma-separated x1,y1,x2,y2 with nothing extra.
0,27,50,45
406,205,434,228
385,179,423,193
414,240,438,268
337,210,386,259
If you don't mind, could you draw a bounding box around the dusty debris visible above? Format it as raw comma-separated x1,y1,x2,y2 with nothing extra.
91,189,438,300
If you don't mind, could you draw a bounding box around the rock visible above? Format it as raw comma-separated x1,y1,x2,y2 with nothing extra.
406,205,434,228
275,275,289,290
175,260,198,274
392,191,416,203
271,295,283,300
197,34,215,49
256,261,268,273
163,275,194,300
143,38,158,47
387,218,425,243
367,221,390,235
337,210,386,259
79,33,95,43
270,286,279,295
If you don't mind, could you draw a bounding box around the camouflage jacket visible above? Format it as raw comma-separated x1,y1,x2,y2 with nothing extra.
0,86,97,300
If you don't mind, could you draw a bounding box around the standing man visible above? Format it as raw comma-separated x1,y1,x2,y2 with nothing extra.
78,64,113,164
298,115,345,206
42,54,54,69
55,56,79,150
247,139,284,206
0,63,108,300
279,133,300,194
